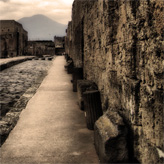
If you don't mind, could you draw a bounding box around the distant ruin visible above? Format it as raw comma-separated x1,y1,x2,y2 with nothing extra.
65,0,164,163
54,36,65,55
0,20,28,58
27,40,55,57
0,20,64,58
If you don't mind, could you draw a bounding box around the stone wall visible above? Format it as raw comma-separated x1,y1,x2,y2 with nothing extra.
54,36,65,55
54,36,65,48
27,40,55,57
65,0,164,163
0,20,28,58
65,21,74,63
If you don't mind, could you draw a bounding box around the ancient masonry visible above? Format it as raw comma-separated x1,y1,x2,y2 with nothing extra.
65,0,164,163
54,36,65,55
0,20,28,58
27,40,55,57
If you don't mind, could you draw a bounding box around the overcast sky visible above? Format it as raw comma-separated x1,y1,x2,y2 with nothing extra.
0,0,74,24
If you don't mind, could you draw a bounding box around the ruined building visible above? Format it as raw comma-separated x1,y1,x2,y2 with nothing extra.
27,40,55,57
54,36,65,55
65,0,164,163
0,20,28,58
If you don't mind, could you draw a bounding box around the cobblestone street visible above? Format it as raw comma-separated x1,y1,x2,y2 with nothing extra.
0,59,52,116
0,59,53,145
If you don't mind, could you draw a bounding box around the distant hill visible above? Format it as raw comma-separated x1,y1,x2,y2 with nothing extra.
18,14,67,41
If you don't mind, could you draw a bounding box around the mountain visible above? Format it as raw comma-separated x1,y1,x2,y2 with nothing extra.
18,14,67,41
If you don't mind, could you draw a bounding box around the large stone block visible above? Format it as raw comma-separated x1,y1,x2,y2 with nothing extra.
72,67,83,92
64,60,74,74
83,90,103,130
94,111,128,163
77,80,97,110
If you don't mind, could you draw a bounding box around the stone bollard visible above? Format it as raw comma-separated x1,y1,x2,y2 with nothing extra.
83,90,103,130
65,54,71,62
94,111,128,163
64,54,68,60
48,57,53,60
77,80,98,110
64,60,74,74
72,67,83,92
41,57,45,60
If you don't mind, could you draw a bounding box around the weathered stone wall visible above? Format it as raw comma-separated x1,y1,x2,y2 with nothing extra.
54,36,65,55
0,20,28,58
65,21,74,64
66,0,164,163
54,36,65,48
27,40,55,56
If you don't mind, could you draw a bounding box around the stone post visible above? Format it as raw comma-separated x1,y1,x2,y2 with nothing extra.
72,67,83,92
83,90,103,130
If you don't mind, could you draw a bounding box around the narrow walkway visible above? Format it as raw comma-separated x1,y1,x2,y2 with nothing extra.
0,56,34,65
0,56,35,71
0,56,99,164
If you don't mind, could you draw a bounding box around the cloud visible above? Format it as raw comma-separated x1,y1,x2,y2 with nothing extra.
0,0,74,24
0,0,10,2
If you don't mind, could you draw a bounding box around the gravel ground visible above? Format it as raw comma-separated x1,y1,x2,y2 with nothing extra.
0,58,53,146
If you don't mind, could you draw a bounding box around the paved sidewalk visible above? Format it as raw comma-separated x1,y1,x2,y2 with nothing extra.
0,56,99,164
0,56,34,65
0,56,35,71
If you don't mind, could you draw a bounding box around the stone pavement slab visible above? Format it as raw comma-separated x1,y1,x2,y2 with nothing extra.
0,56,34,65
0,56,99,164
0,56,35,71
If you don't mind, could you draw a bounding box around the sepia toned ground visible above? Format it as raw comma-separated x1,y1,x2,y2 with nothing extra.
0,56,34,66
0,59,52,116
0,58,52,146
0,56,99,163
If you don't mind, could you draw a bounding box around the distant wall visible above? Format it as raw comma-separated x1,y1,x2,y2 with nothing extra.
27,41,55,57
65,0,164,163
0,20,28,58
54,36,65,55
54,36,65,48
65,21,73,60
